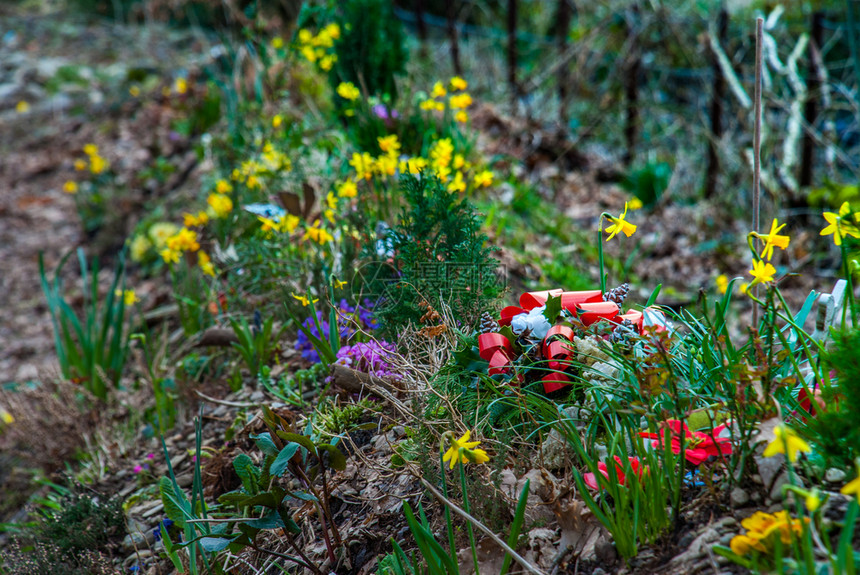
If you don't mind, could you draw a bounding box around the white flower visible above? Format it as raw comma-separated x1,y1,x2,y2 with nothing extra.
510,306,552,340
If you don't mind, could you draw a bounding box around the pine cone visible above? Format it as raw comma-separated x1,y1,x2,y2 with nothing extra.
609,319,637,344
479,311,500,334
604,283,630,306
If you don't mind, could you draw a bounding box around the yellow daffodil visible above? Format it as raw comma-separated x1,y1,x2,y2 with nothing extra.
74,159,87,171
441,431,490,469
89,155,108,175
449,93,473,110
420,99,438,111
319,55,336,71
716,274,728,294
336,180,358,198
83,144,99,156
336,82,360,101
292,293,319,307
303,223,334,245
174,77,188,94
15,101,29,113
628,197,644,210
757,218,791,260
349,152,375,181
129,85,140,97
763,425,811,462
841,463,860,498
183,211,209,227
739,282,749,295
166,227,200,252
748,259,777,285
208,193,233,218
62,181,78,194
259,216,281,234
1,406,14,424
431,81,447,98
447,171,466,193
325,191,338,210
429,139,454,169
215,179,233,194
375,154,397,177
454,111,468,123
272,114,283,128
400,157,427,175
450,76,468,91
198,251,215,277
805,490,821,512
148,222,180,248
473,170,493,188
333,278,348,289
160,247,181,264
271,37,284,49
820,202,860,246
282,214,300,233
730,534,767,555
377,134,401,157
604,203,637,241
129,235,152,262
114,289,139,306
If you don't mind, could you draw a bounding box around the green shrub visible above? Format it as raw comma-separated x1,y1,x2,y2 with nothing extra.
800,328,860,469
369,173,502,336
3,486,126,575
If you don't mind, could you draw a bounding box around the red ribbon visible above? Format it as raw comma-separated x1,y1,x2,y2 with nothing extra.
478,332,513,375
499,289,603,326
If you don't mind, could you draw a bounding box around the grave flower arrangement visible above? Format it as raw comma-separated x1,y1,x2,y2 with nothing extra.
476,285,670,394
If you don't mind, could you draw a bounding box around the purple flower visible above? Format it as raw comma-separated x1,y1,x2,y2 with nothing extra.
335,340,400,380
372,103,399,122
295,299,381,364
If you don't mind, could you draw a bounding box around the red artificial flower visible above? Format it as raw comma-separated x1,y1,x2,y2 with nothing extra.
583,455,645,490
640,420,732,466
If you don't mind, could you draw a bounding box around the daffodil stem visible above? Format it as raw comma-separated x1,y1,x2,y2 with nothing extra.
439,452,456,563
840,242,857,328
597,226,607,294
459,459,480,575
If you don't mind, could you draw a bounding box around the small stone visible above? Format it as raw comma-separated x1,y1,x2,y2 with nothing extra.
595,535,617,564
730,487,750,508
825,468,846,483
716,516,738,530
121,531,148,553
719,533,734,546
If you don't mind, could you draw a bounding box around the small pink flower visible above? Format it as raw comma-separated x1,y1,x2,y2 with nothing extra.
146,453,155,460
133,465,143,474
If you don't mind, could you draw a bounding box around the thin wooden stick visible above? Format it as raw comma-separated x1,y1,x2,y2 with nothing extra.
420,477,546,575
752,17,764,327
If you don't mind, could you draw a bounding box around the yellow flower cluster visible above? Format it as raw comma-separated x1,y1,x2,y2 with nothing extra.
296,24,340,71
336,82,360,101
76,144,109,175
303,220,334,245
207,193,233,219
730,511,807,556
160,227,200,263
114,289,139,306
258,214,299,235
420,76,472,123
748,218,790,287
341,134,492,197
441,430,490,469
230,142,292,191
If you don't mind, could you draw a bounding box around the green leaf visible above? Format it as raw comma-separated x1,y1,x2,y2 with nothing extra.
270,443,300,477
317,443,347,471
233,454,260,494
276,431,317,456
543,293,562,324
500,479,529,575
199,536,233,553
158,476,186,528
249,432,279,457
